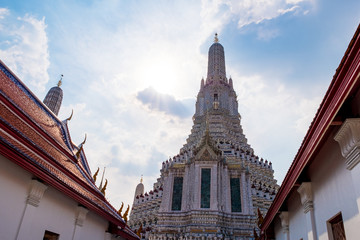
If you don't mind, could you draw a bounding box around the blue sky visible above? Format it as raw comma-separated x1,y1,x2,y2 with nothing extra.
0,0,359,208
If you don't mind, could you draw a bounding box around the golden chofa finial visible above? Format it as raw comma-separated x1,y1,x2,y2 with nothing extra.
66,109,73,122
57,74,63,87
100,179,108,196
118,202,124,217
93,167,99,182
75,133,87,159
123,205,130,223
214,33,219,43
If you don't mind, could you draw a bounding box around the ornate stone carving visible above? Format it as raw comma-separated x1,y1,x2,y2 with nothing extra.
279,211,289,232
334,118,360,170
75,206,89,227
27,179,48,207
297,182,313,213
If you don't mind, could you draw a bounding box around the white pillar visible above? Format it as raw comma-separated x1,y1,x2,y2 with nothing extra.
182,165,190,211
224,167,231,213
246,171,253,214
241,171,248,214
194,165,200,209
16,179,48,240
210,165,218,210
72,206,89,240
334,118,360,238
104,232,112,240
279,212,290,240
159,172,173,212
335,118,360,209
297,182,317,240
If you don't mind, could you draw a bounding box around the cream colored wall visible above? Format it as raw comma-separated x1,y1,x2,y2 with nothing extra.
0,154,123,240
273,127,360,240
286,190,307,240
309,130,359,240
0,154,32,240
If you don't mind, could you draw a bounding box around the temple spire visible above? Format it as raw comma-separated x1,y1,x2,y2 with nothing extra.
207,34,226,83
214,33,219,43
57,74,63,87
43,74,64,116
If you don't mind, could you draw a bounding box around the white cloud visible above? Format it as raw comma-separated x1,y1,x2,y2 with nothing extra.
201,0,314,36
294,97,322,133
256,27,280,40
0,8,9,19
231,70,324,182
0,0,320,208
0,12,49,93
47,0,317,205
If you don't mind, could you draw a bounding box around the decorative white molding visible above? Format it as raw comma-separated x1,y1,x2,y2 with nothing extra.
27,179,48,207
334,118,360,170
279,211,289,231
297,182,313,213
75,206,89,227
104,232,112,240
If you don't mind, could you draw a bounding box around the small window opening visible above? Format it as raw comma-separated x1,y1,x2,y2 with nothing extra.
328,213,346,240
43,230,59,240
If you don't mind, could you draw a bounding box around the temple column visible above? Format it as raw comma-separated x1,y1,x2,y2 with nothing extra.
193,165,200,210
279,212,290,240
182,165,190,211
241,171,248,214
104,232,112,240
246,170,253,214
334,118,360,238
297,182,317,240
72,206,89,240
16,179,48,240
224,167,231,213
335,118,360,211
159,172,173,211
210,165,218,210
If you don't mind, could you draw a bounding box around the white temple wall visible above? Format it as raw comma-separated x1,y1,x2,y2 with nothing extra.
80,210,109,240
0,154,114,240
286,190,307,240
273,217,286,240
309,132,359,240
0,154,32,240
273,128,360,240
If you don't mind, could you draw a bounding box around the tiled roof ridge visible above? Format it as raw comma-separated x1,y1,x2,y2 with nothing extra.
0,60,139,238
0,60,75,157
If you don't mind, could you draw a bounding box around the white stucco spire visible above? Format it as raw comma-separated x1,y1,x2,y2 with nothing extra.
43,74,64,116
133,176,145,203
207,33,226,83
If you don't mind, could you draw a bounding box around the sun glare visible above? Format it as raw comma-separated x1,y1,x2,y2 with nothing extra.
141,58,179,94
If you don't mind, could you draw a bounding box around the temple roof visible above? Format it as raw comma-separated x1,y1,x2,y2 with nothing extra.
0,60,138,239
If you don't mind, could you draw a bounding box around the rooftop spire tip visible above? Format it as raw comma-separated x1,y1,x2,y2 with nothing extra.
57,74,63,87
214,33,219,43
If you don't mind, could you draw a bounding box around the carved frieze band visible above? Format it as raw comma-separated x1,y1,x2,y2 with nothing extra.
334,118,360,170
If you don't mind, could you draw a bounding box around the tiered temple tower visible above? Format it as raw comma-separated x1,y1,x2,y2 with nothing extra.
129,34,278,239
43,75,63,116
